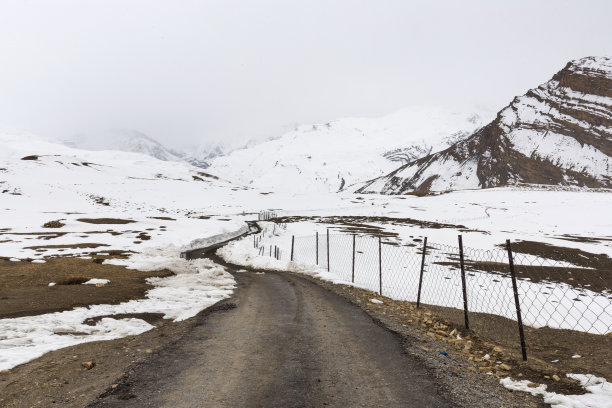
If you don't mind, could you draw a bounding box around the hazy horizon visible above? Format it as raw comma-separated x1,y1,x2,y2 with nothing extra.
1,0,610,150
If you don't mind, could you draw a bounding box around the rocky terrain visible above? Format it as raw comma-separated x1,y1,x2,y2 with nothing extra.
358,56,612,194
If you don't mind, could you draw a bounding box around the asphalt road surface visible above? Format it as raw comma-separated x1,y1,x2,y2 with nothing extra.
91,254,451,408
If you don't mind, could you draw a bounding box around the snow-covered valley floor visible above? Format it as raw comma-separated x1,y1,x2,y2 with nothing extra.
2,134,612,407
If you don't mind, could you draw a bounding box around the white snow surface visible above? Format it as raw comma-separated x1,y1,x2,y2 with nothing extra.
82,278,110,285
501,374,612,408
207,106,492,193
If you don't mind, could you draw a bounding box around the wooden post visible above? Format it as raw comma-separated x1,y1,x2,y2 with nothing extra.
291,235,295,262
351,234,356,283
458,235,470,330
326,229,330,272
378,237,382,295
507,239,528,361
416,237,428,308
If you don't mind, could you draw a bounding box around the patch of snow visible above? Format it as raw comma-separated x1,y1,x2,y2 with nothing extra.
82,278,110,285
370,299,383,304
501,374,612,408
180,225,249,252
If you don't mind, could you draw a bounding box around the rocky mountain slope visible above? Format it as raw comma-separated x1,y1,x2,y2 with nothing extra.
358,56,612,194
207,106,492,193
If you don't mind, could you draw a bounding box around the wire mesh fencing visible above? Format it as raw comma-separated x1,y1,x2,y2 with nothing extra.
255,227,612,360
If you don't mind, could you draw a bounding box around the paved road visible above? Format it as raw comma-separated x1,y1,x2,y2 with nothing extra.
92,255,450,408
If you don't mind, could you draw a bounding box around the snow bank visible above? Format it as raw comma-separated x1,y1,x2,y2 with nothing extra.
501,374,612,408
180,224,250,253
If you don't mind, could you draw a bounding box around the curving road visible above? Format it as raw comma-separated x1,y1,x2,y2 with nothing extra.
91,254,451,408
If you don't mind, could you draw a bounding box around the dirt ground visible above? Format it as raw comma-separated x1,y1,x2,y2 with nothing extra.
0,253,172,319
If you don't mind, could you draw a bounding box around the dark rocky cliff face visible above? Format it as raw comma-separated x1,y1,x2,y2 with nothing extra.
358,56,612,194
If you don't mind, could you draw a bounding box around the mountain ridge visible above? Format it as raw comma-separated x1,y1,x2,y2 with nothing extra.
357,56,612,194
206,106,493,193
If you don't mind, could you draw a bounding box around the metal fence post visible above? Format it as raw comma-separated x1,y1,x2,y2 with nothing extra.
316,231,319,265
506,239,528,361
291,235,295,262
378,237,382,295
416,237,428,308
326,229,330,272
352,234,356,283
458,235,470,330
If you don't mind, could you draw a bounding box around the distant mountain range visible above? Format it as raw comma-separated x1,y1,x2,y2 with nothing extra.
63,130,230,169
58,56,611,195
358,56,612,194
205,107,493,193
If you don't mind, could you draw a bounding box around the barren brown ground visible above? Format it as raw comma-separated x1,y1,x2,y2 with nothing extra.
0,253,172,319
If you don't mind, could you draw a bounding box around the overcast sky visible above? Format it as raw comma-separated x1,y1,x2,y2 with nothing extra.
0,0,610,149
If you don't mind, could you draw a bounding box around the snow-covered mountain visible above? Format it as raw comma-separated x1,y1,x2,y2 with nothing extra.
206,107,493,193
117,131,184,162
358,56,612,194
173,141,234,169
63,130,223,169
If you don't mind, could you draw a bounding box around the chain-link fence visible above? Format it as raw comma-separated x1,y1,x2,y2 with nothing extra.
253,227,612,361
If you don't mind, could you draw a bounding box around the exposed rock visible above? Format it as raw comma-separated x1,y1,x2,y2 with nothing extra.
81,361,95,370
358,56,612,193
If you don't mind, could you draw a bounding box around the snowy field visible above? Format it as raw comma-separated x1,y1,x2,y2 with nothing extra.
1,134,612,384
